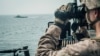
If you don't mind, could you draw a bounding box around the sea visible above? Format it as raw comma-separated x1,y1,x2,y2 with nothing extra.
0,14,54,56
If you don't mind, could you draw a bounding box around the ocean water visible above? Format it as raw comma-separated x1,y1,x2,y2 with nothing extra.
0,14,54,56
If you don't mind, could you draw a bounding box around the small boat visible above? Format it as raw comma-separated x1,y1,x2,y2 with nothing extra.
15,15,27,18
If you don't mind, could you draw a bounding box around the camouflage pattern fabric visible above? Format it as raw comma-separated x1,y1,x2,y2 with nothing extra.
81,0,100,10
36,25,100,56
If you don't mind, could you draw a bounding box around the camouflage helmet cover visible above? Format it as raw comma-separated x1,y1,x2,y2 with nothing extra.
80,0,100,10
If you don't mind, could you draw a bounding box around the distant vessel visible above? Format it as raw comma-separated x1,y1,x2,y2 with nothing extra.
15,15,27,18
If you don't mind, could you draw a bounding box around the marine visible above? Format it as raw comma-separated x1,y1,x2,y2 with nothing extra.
36,0,100,56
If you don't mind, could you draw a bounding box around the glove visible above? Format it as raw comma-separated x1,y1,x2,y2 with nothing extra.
46,3,74,38
54,3,74,30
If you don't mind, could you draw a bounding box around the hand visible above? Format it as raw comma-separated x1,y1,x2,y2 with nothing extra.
54,3,74,29
55,3,74,21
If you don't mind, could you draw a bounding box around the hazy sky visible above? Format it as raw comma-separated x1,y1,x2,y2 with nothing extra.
0,0,74,15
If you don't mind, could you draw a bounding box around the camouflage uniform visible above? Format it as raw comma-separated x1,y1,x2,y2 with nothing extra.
36,0,100,56
36,25,100,56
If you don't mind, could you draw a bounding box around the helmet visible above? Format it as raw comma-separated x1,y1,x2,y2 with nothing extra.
80,0,100,10
80,0,100,26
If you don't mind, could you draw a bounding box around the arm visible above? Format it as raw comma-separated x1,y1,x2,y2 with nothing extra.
36,25,63,56
36,25,94,56
36,4,83,56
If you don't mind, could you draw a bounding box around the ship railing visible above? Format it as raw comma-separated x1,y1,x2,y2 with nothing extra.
0,46,30,56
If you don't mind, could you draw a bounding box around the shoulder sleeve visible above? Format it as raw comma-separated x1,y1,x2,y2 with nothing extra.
36,25,61,56
36,25,74,56
36,34,58,56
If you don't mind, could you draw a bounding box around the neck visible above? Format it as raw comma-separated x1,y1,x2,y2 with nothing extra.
95,21,100,38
